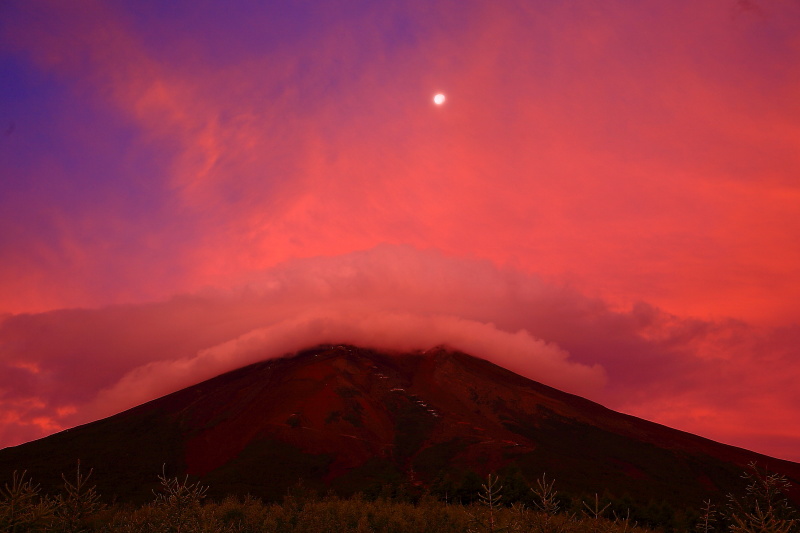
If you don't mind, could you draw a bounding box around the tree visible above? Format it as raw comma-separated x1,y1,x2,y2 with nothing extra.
532,473,560,515
54,461,105,533
152,465,209,533
0,470,54,532
469,473,506,533
696,499,717,533
726,462,796,533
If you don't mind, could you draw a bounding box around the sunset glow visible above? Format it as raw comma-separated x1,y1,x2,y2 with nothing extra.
1,1,800,462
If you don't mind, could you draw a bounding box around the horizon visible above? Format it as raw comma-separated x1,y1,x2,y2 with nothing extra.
2,1,800,463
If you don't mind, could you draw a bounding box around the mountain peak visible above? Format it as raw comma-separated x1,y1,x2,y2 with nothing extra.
1,344,798,507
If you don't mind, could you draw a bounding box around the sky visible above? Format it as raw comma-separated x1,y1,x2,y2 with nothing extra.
1,0,800,462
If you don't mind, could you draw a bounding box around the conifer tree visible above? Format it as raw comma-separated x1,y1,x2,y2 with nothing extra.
726,462,796,533
532,473,560,515
0,470,55,532
152,464,209,533
54,461,104,533
469,473,506,533
696,499,717,533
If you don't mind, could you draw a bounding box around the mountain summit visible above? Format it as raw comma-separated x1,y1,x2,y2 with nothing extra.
1,345,798,506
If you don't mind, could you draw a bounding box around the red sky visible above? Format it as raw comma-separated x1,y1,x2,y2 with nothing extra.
2,1,800,462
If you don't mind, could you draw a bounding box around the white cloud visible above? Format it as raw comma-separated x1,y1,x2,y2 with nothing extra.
89,307,606,419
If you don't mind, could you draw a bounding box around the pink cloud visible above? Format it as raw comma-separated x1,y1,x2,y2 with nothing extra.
2,1,800,325
88,310,605,422
1,246,799,462
2,1,800,467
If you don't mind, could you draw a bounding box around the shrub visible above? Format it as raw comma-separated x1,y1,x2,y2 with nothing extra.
6,459,798,533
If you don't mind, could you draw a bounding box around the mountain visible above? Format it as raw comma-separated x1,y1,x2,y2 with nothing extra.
1,344,798,508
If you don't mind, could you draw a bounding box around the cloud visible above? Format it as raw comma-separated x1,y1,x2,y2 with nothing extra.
0,246,606,432
2,1,800,463
1,245,799,461
3,1,800,324
89,309,605,421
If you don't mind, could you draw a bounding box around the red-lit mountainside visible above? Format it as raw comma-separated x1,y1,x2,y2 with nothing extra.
1,345,798,507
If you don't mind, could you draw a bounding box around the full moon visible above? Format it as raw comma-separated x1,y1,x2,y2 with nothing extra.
433,93,446,105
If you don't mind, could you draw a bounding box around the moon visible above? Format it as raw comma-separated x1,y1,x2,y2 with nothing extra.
433,93,446,105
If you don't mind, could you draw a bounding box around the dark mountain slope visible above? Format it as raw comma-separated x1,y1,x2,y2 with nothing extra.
1,344,798,507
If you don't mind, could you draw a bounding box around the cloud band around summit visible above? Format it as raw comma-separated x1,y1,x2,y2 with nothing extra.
1,247,799,461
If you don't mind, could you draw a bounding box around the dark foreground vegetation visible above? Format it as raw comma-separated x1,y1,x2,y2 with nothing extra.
0,462,795,533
